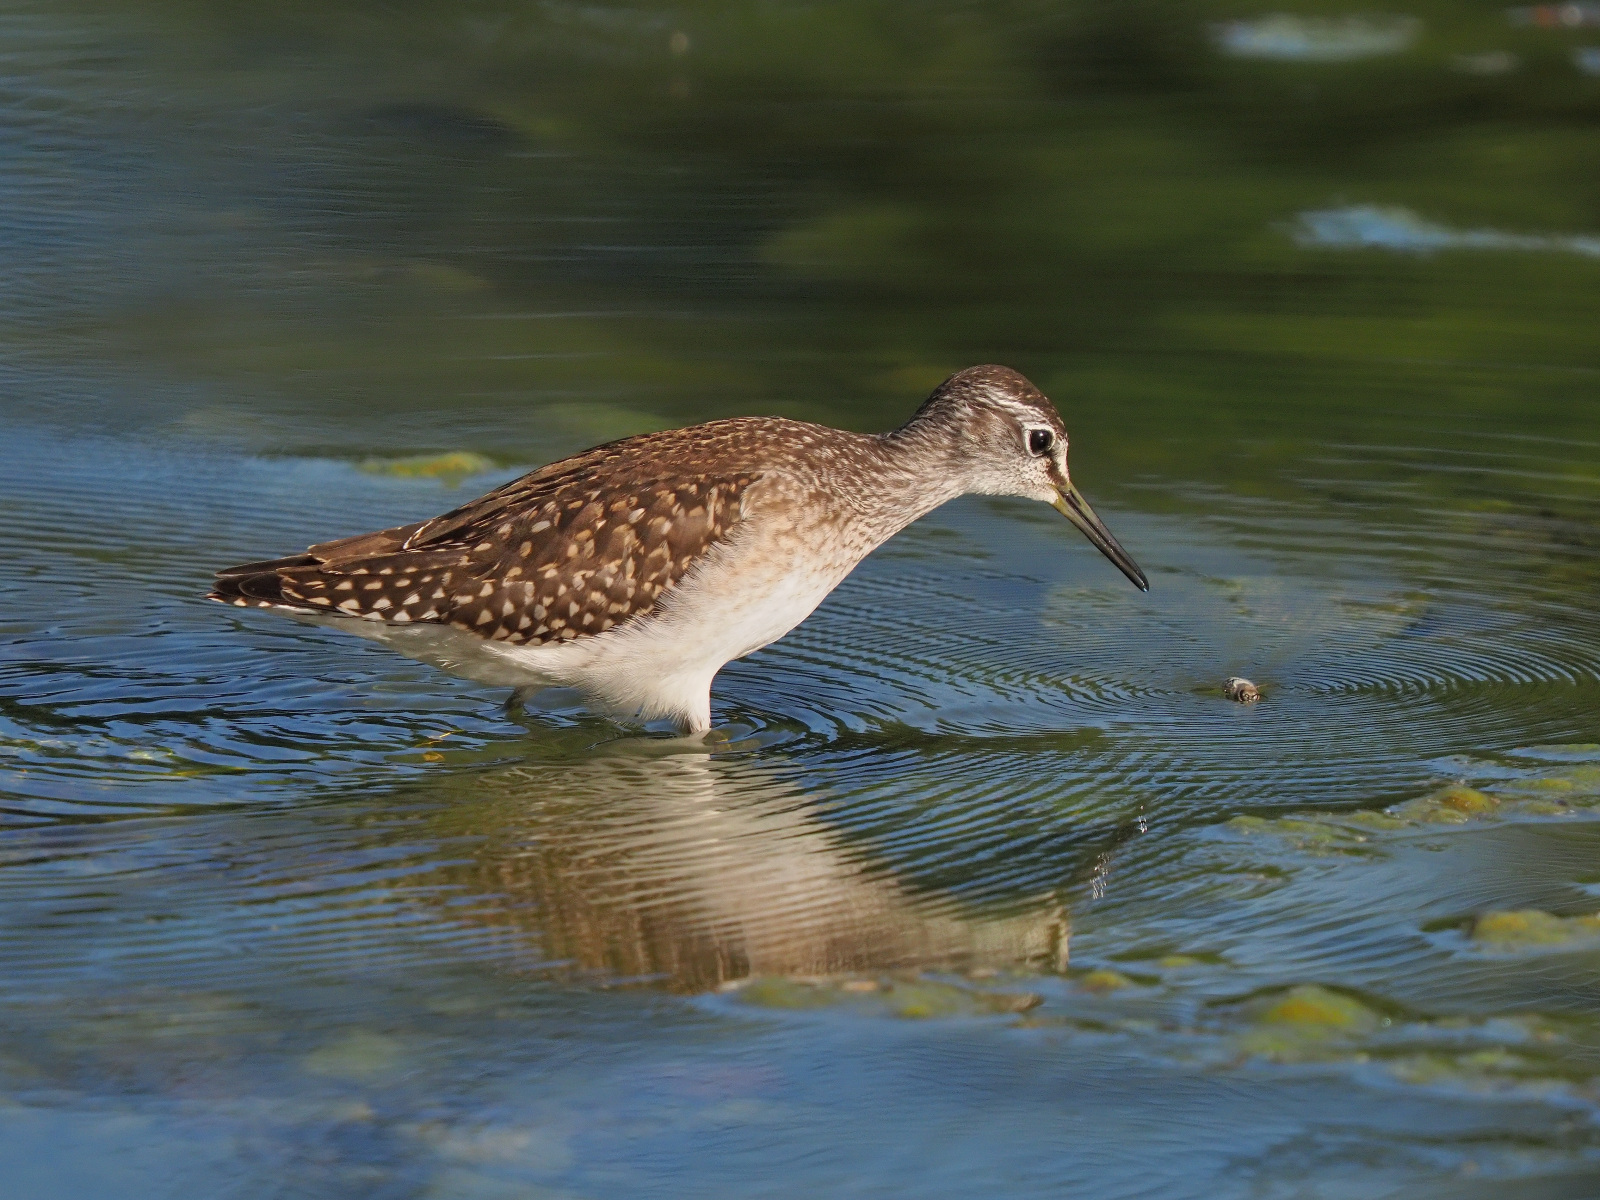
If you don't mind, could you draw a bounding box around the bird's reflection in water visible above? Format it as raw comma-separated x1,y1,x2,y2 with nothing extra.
429,742,1069,993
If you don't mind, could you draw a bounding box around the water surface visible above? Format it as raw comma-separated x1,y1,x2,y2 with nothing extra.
3,2,1600,1196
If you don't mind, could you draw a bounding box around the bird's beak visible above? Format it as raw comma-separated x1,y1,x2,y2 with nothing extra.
1051,479,1149,592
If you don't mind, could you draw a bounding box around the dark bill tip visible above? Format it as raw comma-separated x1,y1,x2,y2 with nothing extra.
1051,484,1149,592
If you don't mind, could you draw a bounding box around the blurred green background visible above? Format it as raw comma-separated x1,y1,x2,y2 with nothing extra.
4,3,1600,1197
15,1,1600,488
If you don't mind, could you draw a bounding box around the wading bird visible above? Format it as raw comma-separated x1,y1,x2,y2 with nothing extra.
211,366,1148,733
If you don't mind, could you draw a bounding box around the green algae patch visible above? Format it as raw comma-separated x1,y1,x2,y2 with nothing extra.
732,975,1041,1019
1223,775,1588,857
734,977,850,1012
1256,818,1343,845
1199,983,1591,1084
1226,813,1380,854
1335,810,1409,832
1494,749,1600,807
1378,1023,1589,1095
1257,985,1379,1033
1510,765,1600,800
1471,909,1600,950
358,451,497,485
302,1030,408,1080
886,980,1016,1019
1078,969,1134,993
1392,785,1498,823
1234,986,1382,1059
1435,785,1496,814
1387,1048,1529,1087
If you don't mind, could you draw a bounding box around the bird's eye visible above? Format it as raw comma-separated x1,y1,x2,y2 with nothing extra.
1027,428,1055,456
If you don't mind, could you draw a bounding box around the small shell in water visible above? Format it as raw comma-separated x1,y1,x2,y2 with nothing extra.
1224,676,1262,704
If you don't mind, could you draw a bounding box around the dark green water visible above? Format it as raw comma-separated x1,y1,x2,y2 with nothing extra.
3,2,1600,1195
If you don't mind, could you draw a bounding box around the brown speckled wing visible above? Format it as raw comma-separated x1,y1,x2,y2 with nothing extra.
210,424,761,646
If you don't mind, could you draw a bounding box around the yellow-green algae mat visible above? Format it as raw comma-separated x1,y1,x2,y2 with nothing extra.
358,451,498,485
1227,746,1600,855
712,748,1600,1108
726,974,1043,1019
1472,910,1600,951
1220,986,1580,1090
718,970,1591,1101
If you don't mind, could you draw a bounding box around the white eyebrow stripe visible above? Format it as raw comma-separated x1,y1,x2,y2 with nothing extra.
983,392,1054,427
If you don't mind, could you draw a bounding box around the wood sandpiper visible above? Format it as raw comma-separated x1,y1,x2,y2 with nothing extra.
211,365,1148,734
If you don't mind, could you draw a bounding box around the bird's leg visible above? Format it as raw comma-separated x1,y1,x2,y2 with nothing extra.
505,686,536,714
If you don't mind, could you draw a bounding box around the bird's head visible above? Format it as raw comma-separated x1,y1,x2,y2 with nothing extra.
908,365,1148,591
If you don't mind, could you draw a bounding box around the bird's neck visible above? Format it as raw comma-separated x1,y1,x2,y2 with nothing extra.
854,418,974,536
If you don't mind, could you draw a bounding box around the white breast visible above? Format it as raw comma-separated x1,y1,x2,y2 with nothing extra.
496,535,850,731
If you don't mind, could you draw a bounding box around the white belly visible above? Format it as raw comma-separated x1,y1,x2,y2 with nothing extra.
298,543,849,733
544,559,843,728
